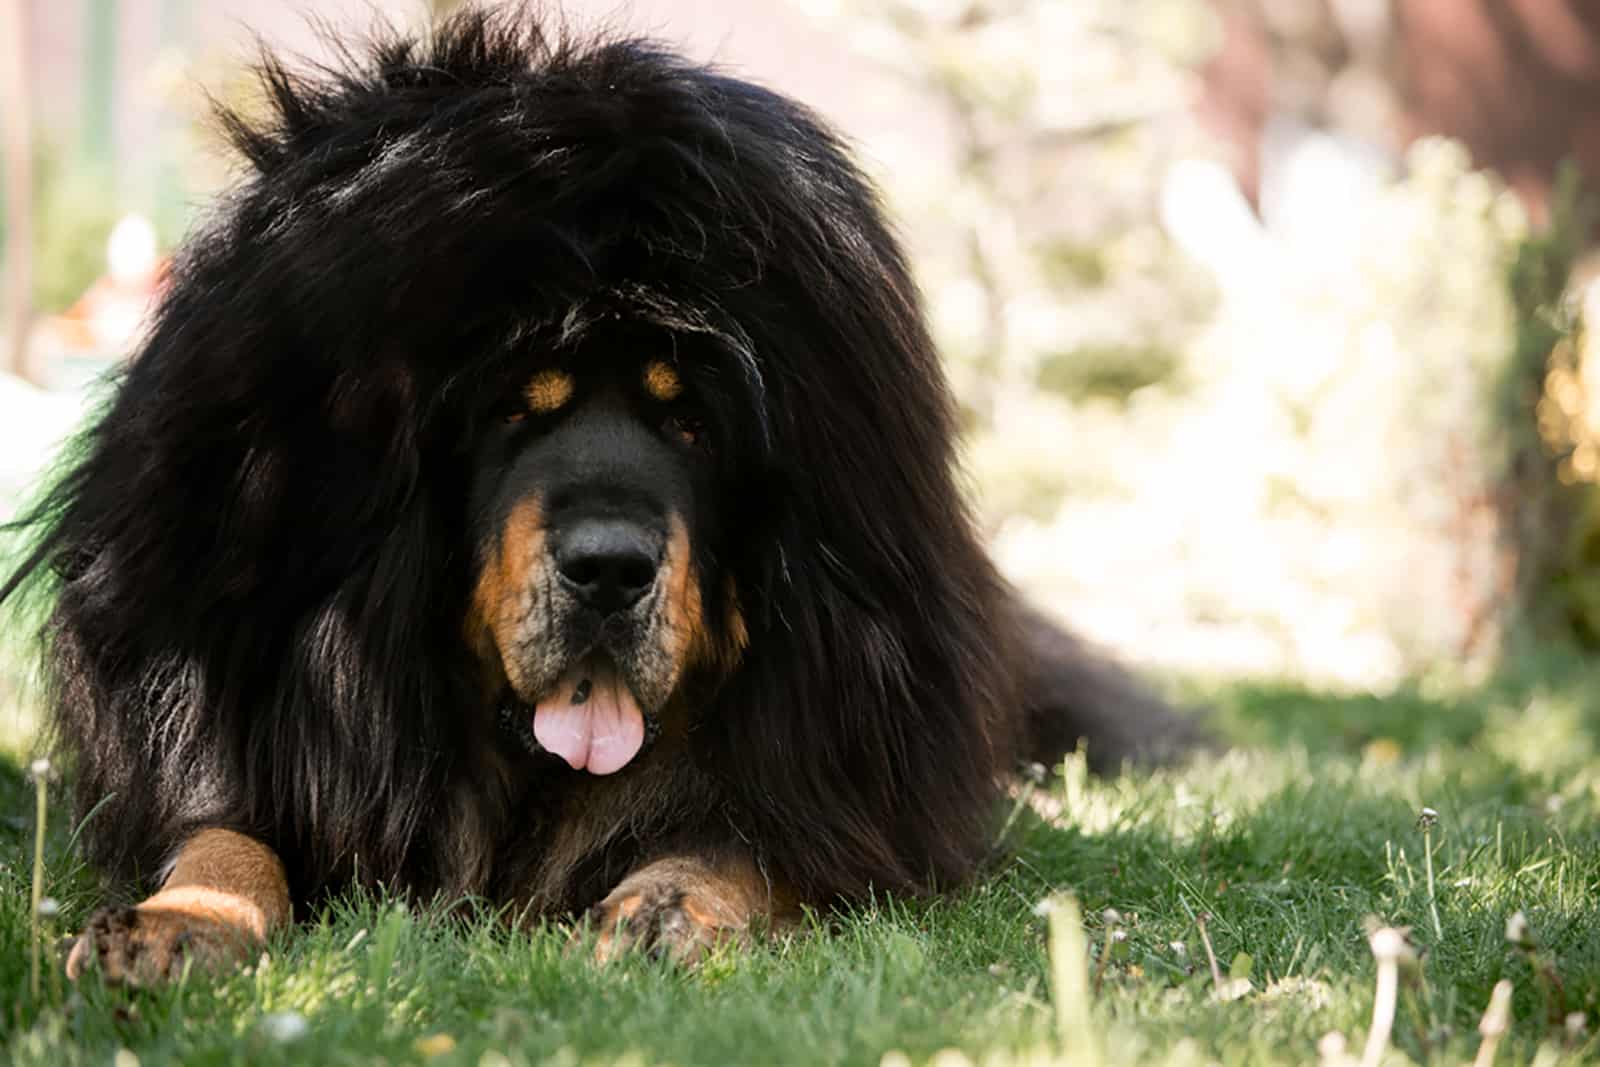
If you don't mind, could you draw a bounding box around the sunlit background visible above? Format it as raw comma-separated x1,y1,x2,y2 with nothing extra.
4,0,1600,700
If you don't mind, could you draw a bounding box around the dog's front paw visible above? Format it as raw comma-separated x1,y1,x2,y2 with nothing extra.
589,876,745,965
586,855,788,965
66,903,259,986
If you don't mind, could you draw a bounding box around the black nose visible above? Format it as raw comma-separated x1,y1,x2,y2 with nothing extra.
553,519,661,615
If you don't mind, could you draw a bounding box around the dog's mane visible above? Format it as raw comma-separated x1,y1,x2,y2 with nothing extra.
1,6,1018,907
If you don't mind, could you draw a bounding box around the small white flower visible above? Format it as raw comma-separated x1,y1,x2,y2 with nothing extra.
1367,925,1415,965
28,758,50,780
1505,911,1532,946
260,1011,309,1043
1479,979,1514,1037
37,897,59,918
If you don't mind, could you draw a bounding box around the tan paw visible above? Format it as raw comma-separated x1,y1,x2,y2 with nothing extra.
588,877,749,965
65,904,258,986
583,854,796,965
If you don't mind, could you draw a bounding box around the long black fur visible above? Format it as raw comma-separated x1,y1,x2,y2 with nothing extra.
0,8,1197,913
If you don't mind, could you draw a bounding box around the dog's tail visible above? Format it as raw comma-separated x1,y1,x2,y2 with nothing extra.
1013,601,1206,774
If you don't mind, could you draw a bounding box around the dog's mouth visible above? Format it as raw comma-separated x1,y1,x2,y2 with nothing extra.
498,654,662,774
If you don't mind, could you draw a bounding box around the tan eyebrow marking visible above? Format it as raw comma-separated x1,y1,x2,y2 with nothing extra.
525,370,575,414
643,360,684,402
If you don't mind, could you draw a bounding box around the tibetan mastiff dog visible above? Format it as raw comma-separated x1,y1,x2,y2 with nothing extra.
1,8,1195,983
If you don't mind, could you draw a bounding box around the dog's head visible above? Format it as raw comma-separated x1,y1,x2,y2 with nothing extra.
465,328,748,774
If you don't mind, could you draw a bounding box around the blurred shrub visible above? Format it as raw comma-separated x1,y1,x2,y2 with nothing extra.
805,0,1218,435
1520,172,1600,644
813,1,1220,522
804,0,1593,682
10,146,122,315
1034,342,1182,406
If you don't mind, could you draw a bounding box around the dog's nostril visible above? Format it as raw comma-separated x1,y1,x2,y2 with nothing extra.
554,521,661,614
560,553,655,595
559,550,657,611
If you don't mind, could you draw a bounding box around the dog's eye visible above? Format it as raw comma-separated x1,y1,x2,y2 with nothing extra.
663,412,708,449
492,391,530,425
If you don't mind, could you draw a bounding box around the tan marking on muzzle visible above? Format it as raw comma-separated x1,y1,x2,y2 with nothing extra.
661,519,747,680
720,576,749,669
466,498,547,691
659,516,701,691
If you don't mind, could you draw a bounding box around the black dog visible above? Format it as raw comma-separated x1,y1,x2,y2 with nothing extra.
0,8,1196,982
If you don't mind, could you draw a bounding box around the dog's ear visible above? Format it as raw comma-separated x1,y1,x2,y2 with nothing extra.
5,209,489,889
3,15,570,898
684,89,1018,903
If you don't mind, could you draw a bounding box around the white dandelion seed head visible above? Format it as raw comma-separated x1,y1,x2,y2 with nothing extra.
1367,925,1412,963
260,1011,309,1043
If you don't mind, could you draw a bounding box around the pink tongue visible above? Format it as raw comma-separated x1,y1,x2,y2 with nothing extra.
532,665,646,775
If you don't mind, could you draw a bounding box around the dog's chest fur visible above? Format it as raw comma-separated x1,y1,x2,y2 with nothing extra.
448,731,724,916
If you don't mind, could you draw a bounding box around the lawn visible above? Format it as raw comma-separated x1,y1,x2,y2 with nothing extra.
0,652,1598,1066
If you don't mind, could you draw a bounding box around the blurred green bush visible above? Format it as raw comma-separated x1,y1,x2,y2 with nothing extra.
808,0,1592,684
1,145,121,315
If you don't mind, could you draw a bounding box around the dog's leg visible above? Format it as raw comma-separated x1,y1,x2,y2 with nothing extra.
587,852,796,965
65,829,291,985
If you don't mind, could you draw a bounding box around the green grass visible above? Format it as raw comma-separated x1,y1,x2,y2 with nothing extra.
2,654,1600,1065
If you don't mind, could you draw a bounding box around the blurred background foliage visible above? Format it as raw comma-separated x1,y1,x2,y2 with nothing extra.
23,150,124,314
5,0,1600,694
802,0,1599,688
